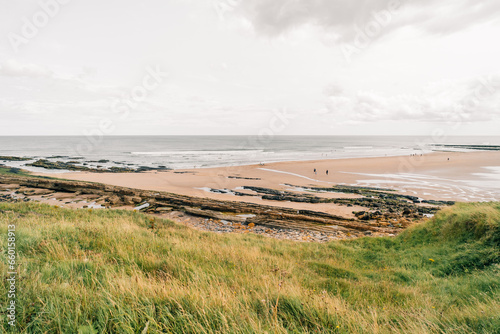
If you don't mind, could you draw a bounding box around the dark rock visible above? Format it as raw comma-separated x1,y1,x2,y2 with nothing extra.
0,156,31,161
228,176,261,180
7,168,23,174
27,159,167,174
434,144,500,151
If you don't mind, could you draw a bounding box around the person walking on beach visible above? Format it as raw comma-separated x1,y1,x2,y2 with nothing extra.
314,168,317,175
326,170,329,175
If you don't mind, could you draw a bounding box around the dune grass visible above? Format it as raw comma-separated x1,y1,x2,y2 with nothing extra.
0,201,499,333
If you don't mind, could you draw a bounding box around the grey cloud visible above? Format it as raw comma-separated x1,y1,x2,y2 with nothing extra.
418,1,500,35
232,0,500,42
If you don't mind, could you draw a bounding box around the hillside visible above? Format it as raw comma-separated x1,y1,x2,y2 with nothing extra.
0,202,499,333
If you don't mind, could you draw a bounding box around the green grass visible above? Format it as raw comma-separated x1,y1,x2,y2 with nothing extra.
0,166,72,181
0,166,32,177
0,202,499,333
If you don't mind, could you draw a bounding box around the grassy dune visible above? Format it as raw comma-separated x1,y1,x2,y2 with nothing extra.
0,202,499,333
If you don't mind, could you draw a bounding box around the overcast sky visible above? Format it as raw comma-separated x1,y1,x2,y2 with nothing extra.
1,0,499,136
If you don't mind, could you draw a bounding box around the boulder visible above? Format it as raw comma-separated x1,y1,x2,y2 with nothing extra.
107,195,121,205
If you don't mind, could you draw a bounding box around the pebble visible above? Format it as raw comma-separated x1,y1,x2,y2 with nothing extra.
183,217,347,242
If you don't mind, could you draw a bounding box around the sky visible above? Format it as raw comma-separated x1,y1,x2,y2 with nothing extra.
0,0,499,136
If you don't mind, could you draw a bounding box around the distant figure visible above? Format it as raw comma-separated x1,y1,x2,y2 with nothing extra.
447,158,450,161
314,168,317,175
326,170,329,175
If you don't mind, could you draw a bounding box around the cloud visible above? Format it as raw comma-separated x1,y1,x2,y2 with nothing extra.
0,60,131,102
0,59,53,78
321,75,500,123
231,0,500,43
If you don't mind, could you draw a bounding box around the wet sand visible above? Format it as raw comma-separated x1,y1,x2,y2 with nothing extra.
35,151,500,212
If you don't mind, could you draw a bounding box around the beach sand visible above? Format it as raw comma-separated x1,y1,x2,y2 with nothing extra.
35,151,500,215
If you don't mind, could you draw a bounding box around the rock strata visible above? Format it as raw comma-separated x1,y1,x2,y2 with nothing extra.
241,185,450,217
0,173,428,237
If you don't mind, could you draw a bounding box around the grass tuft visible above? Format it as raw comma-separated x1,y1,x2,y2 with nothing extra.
0,201,499,333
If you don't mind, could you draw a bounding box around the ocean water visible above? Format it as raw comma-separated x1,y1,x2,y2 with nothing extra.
0,136,499,172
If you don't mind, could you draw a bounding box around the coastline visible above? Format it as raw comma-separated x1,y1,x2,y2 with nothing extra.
2,149,499,242
34,150,500,205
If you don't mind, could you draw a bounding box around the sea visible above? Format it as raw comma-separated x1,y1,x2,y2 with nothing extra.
0,135,499,173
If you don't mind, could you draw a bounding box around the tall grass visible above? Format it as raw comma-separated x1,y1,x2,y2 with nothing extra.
0,202,499,333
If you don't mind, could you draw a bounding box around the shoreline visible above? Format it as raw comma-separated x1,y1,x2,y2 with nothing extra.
2,139,500,173
2,150,499,241
33,150,500,204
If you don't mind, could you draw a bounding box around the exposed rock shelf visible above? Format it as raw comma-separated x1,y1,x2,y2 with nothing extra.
0,173,437,237
26,159,170,173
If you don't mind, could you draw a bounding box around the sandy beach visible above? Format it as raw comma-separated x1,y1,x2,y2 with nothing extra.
35,151,500,215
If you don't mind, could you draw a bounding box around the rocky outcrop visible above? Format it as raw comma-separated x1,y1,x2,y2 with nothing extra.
26,159,170,173
0,156,32,161
241,185,450,216
434,144,500,151
0,174,411,236
27,159,127,172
